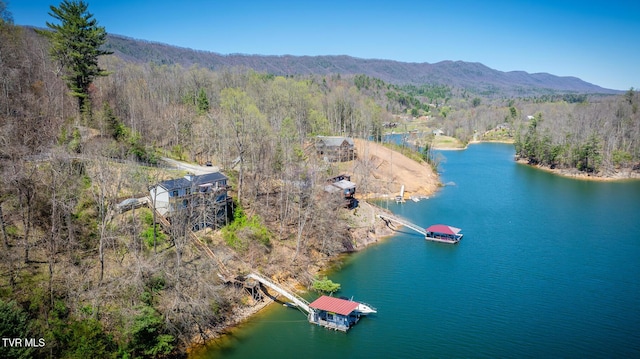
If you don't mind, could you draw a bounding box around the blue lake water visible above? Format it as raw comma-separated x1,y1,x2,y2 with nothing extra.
195,143,640,358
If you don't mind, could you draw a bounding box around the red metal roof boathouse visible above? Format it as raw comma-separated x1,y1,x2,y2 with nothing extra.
308,296,362,332
425,224,463,244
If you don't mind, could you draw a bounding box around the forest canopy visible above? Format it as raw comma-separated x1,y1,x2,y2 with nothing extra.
0,1,638,357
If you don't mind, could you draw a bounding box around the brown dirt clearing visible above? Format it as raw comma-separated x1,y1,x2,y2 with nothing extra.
345,139,440,199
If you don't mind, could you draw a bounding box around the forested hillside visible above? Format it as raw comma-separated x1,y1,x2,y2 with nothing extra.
1,3,639,358
0,13,430,359
512,92,640,175
102,33,619,97
419,90,640,177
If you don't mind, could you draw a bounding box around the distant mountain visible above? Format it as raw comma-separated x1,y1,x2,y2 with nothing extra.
103,33,619,96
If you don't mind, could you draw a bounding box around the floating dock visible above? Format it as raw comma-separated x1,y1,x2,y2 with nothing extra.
378,214,462,244
425,224,463,244
308,296,367,332
245,273,375,332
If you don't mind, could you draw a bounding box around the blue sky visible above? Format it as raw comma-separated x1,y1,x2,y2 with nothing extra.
9,0,640,90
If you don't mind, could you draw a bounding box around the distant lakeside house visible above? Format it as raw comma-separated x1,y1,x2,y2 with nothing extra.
149,172,230,229
316,136,356,162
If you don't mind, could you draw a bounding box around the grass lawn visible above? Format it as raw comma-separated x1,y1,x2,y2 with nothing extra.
432,135,465,149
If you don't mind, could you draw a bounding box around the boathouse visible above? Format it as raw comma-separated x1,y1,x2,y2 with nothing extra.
308,295,361,332
425,224,463,243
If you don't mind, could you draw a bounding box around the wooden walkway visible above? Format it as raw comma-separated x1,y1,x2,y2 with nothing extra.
377,214,426,236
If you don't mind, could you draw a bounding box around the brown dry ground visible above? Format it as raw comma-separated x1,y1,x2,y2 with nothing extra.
345,139,440,200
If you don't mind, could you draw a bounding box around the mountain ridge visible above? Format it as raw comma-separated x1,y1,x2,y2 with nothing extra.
99,31,620,96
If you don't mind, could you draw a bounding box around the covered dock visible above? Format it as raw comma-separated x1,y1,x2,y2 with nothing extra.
425,224,463,244
308,296,362,332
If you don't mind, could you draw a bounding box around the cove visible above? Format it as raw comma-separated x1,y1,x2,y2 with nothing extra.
194,143,640,359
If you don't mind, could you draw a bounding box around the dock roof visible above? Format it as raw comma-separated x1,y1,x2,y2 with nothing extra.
426,224,461,235
309,295,359,316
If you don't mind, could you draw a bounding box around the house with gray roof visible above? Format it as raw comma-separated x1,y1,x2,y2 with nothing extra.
324,174,357,208
149,172,229,228
316,136,356,162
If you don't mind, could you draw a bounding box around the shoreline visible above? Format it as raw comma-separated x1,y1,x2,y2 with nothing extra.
188,139,440,356
515,159,640,182
432,139,514,151
186,198,423,357
433,139,640,182
189,139,636,357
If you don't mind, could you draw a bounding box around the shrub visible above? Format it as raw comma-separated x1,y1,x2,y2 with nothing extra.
312,276,341,294
45,301,117,359
222,204,271,251
125,306,175,357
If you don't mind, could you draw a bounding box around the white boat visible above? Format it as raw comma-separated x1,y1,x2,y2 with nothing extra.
339,296,377,315
355,302,377,315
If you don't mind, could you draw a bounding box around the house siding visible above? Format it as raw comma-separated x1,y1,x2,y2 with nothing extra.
149,172,230,229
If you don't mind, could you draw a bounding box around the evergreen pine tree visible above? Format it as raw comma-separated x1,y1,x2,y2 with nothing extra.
39,0,112,113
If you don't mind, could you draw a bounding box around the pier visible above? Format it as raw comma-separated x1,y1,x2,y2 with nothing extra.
378,214,426,236
246,273,311,313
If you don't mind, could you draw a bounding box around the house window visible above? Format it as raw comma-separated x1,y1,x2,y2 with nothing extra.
186,188,191,195
172,190,178,197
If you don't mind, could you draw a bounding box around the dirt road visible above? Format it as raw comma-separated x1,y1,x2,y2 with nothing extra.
161,157,219,175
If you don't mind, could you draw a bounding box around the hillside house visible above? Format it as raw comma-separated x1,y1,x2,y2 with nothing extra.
316,136,356,162
325,174,357,208
149,172,230,229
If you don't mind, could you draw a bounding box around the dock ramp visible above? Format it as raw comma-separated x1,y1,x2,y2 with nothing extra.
246,273,311,313
378,214,426,236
